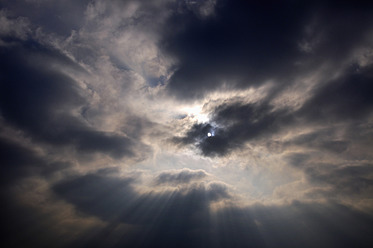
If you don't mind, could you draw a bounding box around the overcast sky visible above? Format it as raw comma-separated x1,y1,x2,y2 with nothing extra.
1,0,373,247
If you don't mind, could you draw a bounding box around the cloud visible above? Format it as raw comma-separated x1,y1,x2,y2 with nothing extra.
0,130,74,187
52,170,231,231
175,59,373,156
286,151,373,202
1,1,373,247
0,136,46,185
161,0,373,100
0,175,105,248
297,65,373,122
0,9,30,40
171,59,373,209
155,168,208,185
161,1,313,99
52,170,373,248
182,0,217,18
0,0,89,36
174,100,294,156
78,0,173,88
0,38,147,160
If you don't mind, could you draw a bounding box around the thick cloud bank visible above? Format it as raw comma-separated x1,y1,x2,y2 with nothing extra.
1,0,373,247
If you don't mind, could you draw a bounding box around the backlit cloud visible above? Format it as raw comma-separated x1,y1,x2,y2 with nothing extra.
1,0,373,247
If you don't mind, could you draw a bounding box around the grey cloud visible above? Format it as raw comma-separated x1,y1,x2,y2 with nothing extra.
0,137,45,185
0,39,143,159
285,153,312,168
121,115,158,140
285,129,350,154
155,168,208,185
6,192,373,248
206,181,230,201
173,62,373,207
51,171,373,248
176,62,373,157
78,0,173,88
53,170,230,224
174,101,293,156
1,1,373,247
0,9,30,40
296,1,373,62
167,0,373,161
285,151,373,201
161,0,312,99
0,0,90,36
297,65,373,122
0,135,73,187
306,163,373,198
161,0,373,100
182,0,217,18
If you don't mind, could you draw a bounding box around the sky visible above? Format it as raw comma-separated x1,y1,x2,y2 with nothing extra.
1,0,373,247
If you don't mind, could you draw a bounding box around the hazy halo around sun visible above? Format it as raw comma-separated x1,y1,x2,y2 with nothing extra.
182,105,209,123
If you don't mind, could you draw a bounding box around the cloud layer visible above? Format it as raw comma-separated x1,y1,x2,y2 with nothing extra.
1,0,373,247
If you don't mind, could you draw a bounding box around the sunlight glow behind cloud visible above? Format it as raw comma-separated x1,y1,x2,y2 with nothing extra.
1,0,373,247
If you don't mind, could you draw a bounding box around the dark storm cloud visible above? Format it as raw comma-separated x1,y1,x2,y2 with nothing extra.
0,39,139,159
1,190,70,248
0,0,90,36
162,0,313,99
1,1,373,247
0,137,44,185
0,135,77,247
168,0,373,156
175,101,293,156
53,170,230,224
155,168,208,185
297,64,373,122
176,60,373,156
52,171,231,247
51,171,373,248
162,0,373,99
0,134,73,187
174,123,214,145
